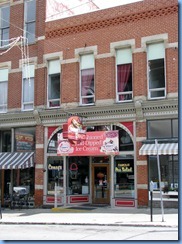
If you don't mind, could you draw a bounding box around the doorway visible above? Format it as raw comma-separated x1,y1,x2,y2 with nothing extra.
92,164,110,204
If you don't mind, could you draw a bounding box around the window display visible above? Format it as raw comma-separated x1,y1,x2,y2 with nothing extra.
67,156,89,195
47,156,63,195
114,156,134,198
149,155,178,192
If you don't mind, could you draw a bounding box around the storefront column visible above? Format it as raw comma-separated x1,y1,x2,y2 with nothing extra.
63,156,67,206
110,155,114,208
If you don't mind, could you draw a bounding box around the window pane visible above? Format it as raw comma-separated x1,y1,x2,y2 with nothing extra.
114,156,135,198
26,0,36,21
47,156,64,195
2,28,9,45
150,90,165,98
0,81,7,104
2,130,11,152
148,59,165,89
149,155,178,191
148,120,171,138
26,22,35,43
23,78,34,102
14,127,35,152
48,74,60,99
1,6,10,28
113,126,133,151
172,119,178,138
81,68,94,104
67,156,89,195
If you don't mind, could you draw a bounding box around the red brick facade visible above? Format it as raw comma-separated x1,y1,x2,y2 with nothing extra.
0,0,178,208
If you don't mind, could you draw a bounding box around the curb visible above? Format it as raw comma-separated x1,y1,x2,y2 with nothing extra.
0,221,178,228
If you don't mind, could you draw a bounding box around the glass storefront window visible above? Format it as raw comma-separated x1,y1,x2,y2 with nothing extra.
47,156,63,195
67,156,89,195
19,168,35,196
47,129,62,153
148,155,178,191
114,155,134,198
113,126,133,151
14,127,35,151
1,130,11,152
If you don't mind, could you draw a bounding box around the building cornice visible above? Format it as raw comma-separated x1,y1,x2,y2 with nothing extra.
0,98,178,128
45,4,178,39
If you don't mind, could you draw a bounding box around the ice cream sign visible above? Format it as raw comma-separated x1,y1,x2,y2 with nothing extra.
57,131,119,156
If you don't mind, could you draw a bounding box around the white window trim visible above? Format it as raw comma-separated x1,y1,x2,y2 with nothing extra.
22,64,35,111
79,54,95,106
146,42,166,100
47,59,61,109
0,4,10,47
24,0,36,44
115,48,133,103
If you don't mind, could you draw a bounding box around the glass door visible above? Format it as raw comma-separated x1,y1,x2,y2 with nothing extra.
92,164,110,204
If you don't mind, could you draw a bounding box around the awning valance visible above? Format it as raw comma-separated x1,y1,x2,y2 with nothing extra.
139,143,178,155
0,152,34,169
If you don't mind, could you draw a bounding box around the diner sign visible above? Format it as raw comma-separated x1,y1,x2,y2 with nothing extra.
57,131,119,156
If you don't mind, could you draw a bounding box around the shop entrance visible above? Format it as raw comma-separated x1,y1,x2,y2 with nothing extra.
92,164,110,204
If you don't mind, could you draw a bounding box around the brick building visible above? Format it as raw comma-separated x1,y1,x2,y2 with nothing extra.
0,0,178,208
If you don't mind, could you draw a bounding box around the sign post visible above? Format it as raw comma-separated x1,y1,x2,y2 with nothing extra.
150,180,154,222
155,139,164,222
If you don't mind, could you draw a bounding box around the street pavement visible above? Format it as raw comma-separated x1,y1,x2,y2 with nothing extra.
0,205,178,227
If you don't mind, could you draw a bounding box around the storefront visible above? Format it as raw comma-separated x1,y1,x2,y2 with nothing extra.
44,121,136,207
0,127,35,207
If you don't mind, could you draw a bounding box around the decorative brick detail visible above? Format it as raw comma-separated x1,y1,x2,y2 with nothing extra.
45,5,178,39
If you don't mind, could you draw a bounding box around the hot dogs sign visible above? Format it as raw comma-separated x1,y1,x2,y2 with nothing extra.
58,116,119,156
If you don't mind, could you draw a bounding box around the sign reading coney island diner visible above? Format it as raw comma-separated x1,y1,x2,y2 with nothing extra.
57,131,119,156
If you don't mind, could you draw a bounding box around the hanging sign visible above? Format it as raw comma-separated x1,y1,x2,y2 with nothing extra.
67,116,86,143
57,131,119,156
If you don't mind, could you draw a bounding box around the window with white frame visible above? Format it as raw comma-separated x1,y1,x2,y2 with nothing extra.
0,5,10,47
24,0,36,44
80,54,95,105
116,48,132,102
22,64,34,110
0,68,8,113
48,59,60,108
147,42,166,99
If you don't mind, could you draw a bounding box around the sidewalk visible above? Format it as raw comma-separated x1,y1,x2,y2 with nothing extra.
0,206,178,227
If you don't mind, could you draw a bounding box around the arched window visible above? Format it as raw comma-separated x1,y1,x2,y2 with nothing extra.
47,129,62,153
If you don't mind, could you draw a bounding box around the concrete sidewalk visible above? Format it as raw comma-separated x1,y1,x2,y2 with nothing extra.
0,206,178,227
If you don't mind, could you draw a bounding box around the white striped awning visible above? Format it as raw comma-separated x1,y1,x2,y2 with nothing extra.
0,152,34,169
139,143,178,155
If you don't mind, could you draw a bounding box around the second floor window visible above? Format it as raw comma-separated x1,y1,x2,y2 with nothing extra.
24,0,36,44
116,48,133,102
80,54,95,105
48,59,60,108
147,42,166,99
0,5,10,47
0,68,8,113
22,64,34,111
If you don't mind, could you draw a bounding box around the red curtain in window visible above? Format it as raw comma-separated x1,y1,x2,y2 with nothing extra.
117,64,131,99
